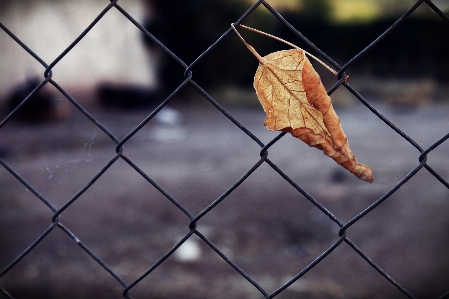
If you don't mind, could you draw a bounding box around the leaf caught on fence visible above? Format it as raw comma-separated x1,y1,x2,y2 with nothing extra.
232,24,373,183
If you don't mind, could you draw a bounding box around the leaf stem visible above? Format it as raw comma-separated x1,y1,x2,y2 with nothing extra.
231,23,265,63
236,24,338,76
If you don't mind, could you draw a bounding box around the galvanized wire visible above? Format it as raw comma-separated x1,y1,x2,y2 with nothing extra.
1,0,448,298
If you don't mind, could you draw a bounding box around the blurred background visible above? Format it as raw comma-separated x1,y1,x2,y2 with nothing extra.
1,0,449,298
1,0,449,105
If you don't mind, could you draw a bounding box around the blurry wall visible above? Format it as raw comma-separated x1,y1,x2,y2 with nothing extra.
0,0,156,100
2,0,448,106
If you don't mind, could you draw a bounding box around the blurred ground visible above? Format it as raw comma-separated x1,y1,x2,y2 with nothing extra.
0,98,448,299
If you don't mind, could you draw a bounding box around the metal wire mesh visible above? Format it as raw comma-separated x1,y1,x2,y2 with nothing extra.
1,0,449,298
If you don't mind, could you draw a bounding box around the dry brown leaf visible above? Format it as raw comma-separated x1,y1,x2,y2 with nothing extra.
233,24,373,183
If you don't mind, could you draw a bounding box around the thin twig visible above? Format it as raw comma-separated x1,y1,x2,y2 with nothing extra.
235,24,338,76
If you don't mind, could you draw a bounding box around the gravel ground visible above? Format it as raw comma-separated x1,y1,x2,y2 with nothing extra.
1,98,448,299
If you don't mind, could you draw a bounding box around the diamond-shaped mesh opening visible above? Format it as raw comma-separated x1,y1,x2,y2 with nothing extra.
128,235,263,299
287,242,408,299
0,169,54,270
200,162,339,270
0,103,117,210
1,228,121,299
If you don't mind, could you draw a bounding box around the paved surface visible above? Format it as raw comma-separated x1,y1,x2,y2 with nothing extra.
1,99,448,298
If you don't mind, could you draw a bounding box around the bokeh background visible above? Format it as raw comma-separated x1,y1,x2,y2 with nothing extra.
1,1,449,298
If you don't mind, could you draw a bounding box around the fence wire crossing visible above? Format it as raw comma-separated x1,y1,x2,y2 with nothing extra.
1,0,449,298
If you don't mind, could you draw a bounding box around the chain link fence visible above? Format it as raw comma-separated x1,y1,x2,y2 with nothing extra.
1,0,449,298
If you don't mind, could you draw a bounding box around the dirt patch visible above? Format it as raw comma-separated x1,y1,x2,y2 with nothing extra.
1,102,448,298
